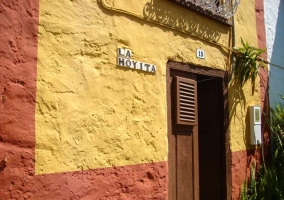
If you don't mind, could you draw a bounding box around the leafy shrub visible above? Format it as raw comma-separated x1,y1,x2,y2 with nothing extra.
234,38,266,86
240,96,284,200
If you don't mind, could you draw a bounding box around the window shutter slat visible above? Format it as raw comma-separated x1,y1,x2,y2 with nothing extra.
175,76,197,126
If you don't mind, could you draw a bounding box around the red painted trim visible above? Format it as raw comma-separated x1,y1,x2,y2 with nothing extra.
0,0,39,198
255,0,267,52
6,160,167,199
255,0,269,113
255,0,270,159
231,149,261,200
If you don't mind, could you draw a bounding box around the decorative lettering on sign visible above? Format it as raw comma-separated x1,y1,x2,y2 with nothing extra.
117,57,156,73
118,48,132,58
117,48,157,73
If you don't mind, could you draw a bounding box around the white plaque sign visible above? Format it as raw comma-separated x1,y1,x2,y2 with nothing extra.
196,48,205,59
117,48,156,73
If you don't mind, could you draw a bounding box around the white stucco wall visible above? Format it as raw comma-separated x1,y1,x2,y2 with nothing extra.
265,0,284,107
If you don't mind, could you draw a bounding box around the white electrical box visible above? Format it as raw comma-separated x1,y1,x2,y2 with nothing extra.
249,106,262,145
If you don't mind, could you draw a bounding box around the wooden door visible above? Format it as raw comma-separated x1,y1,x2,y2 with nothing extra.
198,78,225,200
167,69,199,200
167,61,230,200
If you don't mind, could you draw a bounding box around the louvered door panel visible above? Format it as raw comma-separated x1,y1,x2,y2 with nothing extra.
175,76,197,126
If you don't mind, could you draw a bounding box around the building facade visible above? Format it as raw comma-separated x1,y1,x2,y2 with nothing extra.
264,0,284,108
0,0,268,199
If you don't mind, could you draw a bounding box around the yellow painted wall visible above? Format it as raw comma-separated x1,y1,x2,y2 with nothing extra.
36,0,259,174
229,0,260,152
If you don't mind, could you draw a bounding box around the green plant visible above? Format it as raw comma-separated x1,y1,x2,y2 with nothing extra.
233,38,266,86
266,102,284,199
240,161,257,200
240,96,284,200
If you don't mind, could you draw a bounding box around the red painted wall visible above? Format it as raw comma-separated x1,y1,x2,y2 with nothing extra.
0,0,39,198
255,0,270,159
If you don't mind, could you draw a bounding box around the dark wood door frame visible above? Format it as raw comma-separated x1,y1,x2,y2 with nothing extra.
167,61,231,200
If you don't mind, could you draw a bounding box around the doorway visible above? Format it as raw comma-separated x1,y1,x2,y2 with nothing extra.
167,61,230,200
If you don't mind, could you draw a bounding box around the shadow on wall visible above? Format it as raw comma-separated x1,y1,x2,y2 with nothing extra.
269,0,284,108
143,0,223,42
229,79,247,137
229,80,264,148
